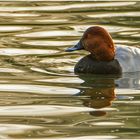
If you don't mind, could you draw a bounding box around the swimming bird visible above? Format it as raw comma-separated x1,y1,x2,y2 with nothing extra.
66,26,140,74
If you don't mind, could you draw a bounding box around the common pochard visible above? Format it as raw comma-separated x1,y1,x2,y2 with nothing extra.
66,26,140,74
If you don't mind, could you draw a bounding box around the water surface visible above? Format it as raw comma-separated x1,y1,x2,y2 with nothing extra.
0,0,139,139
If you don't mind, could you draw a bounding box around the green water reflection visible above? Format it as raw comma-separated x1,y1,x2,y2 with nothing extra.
0,0,139,139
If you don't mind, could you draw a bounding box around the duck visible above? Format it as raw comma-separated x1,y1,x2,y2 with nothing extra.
66,26,140,74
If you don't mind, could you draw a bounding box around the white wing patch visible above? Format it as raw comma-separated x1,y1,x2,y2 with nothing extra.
115,46,140,72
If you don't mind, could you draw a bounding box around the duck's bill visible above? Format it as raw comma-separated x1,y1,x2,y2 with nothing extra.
65,41,84,52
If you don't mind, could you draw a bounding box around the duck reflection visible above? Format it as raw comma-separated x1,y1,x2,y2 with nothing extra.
116,72,140,89
76,74,118,117
82,87,115,117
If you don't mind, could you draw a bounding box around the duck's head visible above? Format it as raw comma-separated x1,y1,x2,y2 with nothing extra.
66,26,115,61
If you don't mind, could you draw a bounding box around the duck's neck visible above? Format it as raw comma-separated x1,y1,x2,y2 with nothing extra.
91,45,115,61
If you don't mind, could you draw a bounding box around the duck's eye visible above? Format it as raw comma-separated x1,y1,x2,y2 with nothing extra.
83,39,97,50
93,42,99,48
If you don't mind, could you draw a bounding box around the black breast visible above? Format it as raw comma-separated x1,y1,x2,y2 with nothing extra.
74,55,122,75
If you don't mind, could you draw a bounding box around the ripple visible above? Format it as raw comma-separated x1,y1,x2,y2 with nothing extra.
0,26,31,32
0,48,58,56
71,25,139,34
42,136,118,140
43,65,74,73
0,105,93,116
0,123,41,133
0,84,79,95
88,12,140,18
0,123,41,139
0,2,136,12
36,77,84,84
93,122,124,126
22,40,77,47
117,96,134,100
132,34,140,37
116,89,140,95
0,68,24,73
16,30,81,38
40,58,77,64
118,32,138,36
32,19,68,23
30,67,75,76
14,19,69,24
115,75,140,89
114,101,140,104
0,13,39,17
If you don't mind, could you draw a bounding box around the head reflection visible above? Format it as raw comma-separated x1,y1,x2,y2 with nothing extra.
76,74,118,117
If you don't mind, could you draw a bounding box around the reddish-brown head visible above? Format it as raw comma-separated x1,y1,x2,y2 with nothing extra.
66,26,115,61
81,26,115,61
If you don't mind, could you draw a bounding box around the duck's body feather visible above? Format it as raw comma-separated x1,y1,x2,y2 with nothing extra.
74,55,122,74
115,46,140,72
75,46,140,74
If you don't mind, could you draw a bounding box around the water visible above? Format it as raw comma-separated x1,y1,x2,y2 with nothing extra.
0,0,139,139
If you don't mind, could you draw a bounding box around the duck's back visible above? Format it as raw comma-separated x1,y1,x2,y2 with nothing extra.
74,55,122,74
115,46,140,72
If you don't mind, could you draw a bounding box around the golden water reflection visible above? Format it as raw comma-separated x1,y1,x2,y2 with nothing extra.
0,0,139,139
